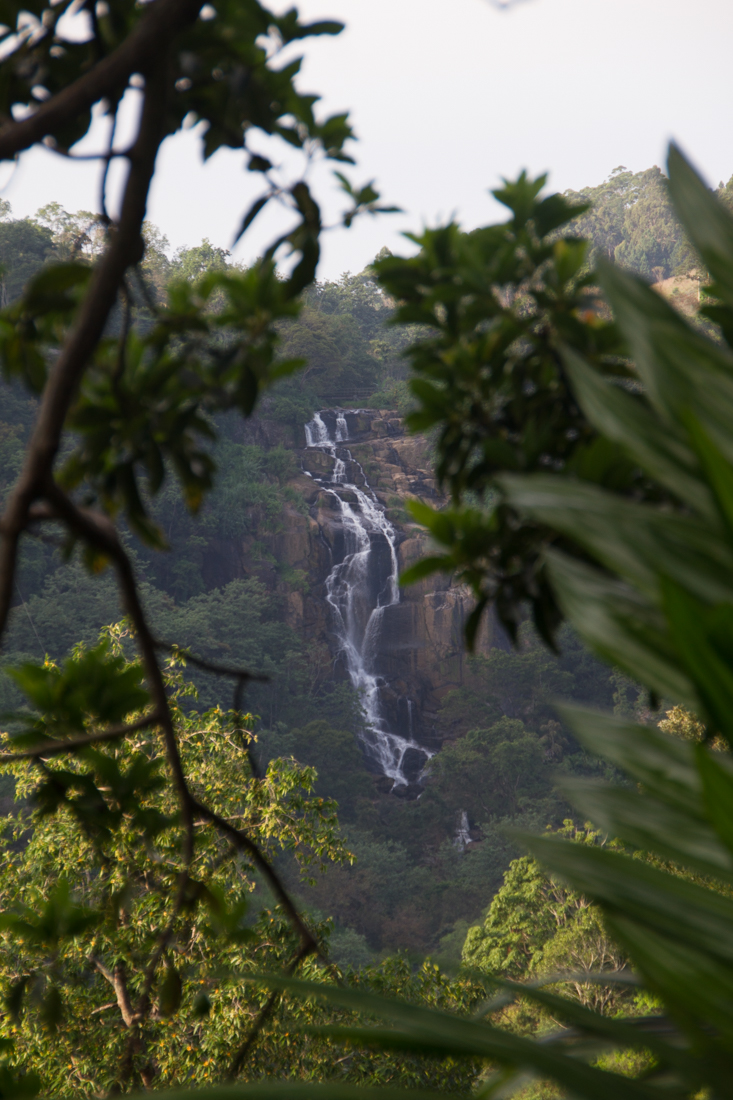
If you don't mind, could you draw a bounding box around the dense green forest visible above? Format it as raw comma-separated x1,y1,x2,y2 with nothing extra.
0,162,718,976
0,0,729,1085
563,163,733,280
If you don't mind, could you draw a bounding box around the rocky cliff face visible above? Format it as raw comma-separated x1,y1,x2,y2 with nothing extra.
238,409,501,756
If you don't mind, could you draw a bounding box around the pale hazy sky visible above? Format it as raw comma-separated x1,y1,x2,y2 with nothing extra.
3,0,732,279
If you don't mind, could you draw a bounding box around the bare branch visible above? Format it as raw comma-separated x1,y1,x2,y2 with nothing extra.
43,485,196,863
28,492,324,1001
132,263,162,317
233,673,260,780
26,493,322,1050
0,4,333,1085
91,956,138,1027
114,278,133,387
155,640,266,777
134,867,194,1024
48,147,133,162
100,105,120,225
0,710,160,762
0,54,171,640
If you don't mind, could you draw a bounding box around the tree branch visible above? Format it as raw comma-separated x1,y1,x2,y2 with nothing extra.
134,872,191,1022
154,640,269,684
154,640,267,777
0,0,203,163
91,956,137,1027
0,5,333,1084
22,491,324,1088
43,485,196,863
190,796,319,957
21,498,321,1058
0,56,171,641
229,941,314,1078
29,491,320,965
0,710,160,761
34,489,323,1032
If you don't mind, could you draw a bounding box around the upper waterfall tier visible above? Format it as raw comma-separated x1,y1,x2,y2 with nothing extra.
304,410,431,788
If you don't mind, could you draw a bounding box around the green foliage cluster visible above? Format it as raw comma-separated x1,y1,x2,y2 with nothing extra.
317,146,733,1098
259,270,419,427
463,830,628,1013
0,218,54,307
0,386,576,974
1,562,359,734
253,628,622,965
0,4,415,1088
0,179,638,972
0,200,413,440
3,15,733,1085
375,175,636,647
0,631,483,1096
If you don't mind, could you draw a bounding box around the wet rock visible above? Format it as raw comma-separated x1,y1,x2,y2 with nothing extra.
373,775,395,795
401,746,429,784
392,781,423,801
302,450,335,477
231,406,493,764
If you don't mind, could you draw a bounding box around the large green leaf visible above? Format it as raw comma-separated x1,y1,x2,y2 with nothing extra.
553,705,733,874
544,551,694,704
684,414,733,548
524,835,733,967
606,917,733,1059
554,705,701,807
652,327,733,465
659,580,733,743
695,743,733,858
561,347,710,515
241,976,679,1100
557,779,733,881
595,261,733,484
667,143,733,310
500,473,733,608
596,258,733,427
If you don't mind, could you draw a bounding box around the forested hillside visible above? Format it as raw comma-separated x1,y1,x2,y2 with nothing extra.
0,164,717,968
563,163,733,281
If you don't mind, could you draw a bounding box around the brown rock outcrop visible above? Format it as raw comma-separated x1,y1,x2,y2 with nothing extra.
239,408,497,750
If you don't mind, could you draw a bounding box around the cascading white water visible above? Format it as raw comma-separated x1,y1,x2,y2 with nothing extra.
304,412,330,448
454,811,471,852
335,414,349,442
304,410,430,787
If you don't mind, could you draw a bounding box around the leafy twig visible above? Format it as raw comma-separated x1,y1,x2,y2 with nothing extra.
229,942,315,1078
0,710,161,761
155,640,269,684
191,796,320,957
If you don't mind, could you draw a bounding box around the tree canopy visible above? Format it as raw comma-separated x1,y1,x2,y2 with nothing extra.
0,0,732,1091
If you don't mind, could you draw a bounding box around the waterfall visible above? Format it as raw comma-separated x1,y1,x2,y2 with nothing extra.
454,811,471,852
304,412,330,448
304,410,430,787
